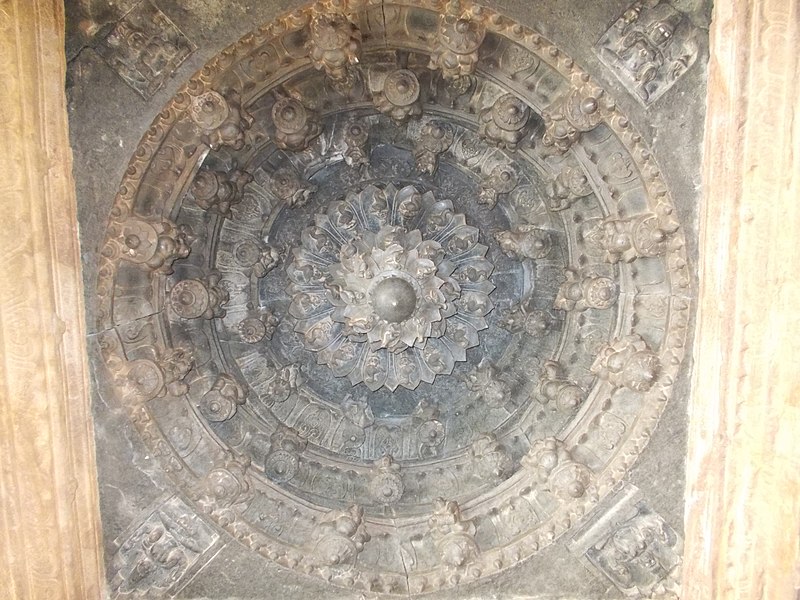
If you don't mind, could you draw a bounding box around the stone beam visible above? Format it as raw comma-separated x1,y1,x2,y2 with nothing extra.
0,0,104,598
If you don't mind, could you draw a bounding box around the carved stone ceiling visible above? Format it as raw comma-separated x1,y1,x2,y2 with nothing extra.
67,0,708,597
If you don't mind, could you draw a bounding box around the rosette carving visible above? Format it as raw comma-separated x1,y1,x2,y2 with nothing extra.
479,93,530,150
199,374,246,422
190,90,254,151
429,4,486,82
591,334,660,392
169,273,229,320
541,86,606,154
286,184,495,391
113,345,194,401
306,10,361,88
264,427,308,484
586,214,679,263
521,438,593,499
546,165,592,211
495,225,553,260
272,97,322,152
536,361,585,411
368,455,404,505
428,498,479,568
105,216,193,275
554,269,618,311
190,167,253,217
197,454,253,525
268,167,317,208
373,69,423,124
307,505,370,567
479,164,518,209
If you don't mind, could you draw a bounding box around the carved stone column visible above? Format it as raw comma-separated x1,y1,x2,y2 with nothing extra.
0,1,103,598
683,1,800,598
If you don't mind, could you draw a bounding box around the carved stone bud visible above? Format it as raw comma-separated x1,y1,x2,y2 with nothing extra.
500,303,553,337
554,269,619,311
428,498,479,568
234,240,283,278
373,69,423,124
521,437,592,499
495,225,553,260
308,505,371,567
264,426,308,483
479,164,518,209
190,90,254,151
268,167,317,208
272,97,322,152
343,120,370,166
169,272,229,320
306,10,361,88
107,217,193,275
542,86,605,154
414,121,454,176
592,213,679,263
479,94,530,150
546,166,592,211
429,10,485,82
368,455,404,505
463,359,510,408
537,360,586,411
197,454,252,525
238,310,279,343
470,433,513,481
190,167,253,217
591,334,660,392
116,345,194,401
198,373,246,422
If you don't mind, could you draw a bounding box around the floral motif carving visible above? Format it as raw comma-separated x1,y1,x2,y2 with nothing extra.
495,225,553,260
542,86,606,154
368,455,404,505
546,166,592,211
428,498,479,568
190,167,253,217
104,216,193,275
268,167,317,208
264,427,308,483
470,433,513,481
591,334,660,392
414,121,454,176
537,361,586,412
479,164,518,209
272,97,322,152
234,240,283,278
554,269,619,311
169,273,229,320
306,9,362,88
191,90,254,151
198,374,246,422
479,93,530,150
463,359,511,408
197,454,253,525
238,310,280,343
429,3,486,83
586,214,679,263
342,121,370,166
308,505,370,567
500,302,554,337
373,69,423,124
522,438,592,499
114,346,193,401
287,184,495,391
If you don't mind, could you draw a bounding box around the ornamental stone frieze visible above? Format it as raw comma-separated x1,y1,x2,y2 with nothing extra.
92,0,694,595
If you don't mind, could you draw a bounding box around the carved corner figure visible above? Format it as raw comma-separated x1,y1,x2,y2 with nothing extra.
169,272,229,320
306,9,361,89
373,69,423,124
596,0,699,104
554,268,618,312
414,121,454,176
190,89,254,151
521,437,592,499
429,2,486,85
106,216,194,275
470,433,513,482
495,225,553,260
308,505,370,567
463,359,510,409
591,334,661,392
479,94,530,151
592,213,679,263
368,455,404,505
541,86,605,154
546,166,592,211
428,498,479,568
537,360,586,412
190,167,253,218
269,167,317,208
272,97,322,152
479,164,518,209
198,373,246,422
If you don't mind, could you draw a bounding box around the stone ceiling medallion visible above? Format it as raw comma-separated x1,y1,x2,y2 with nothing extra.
286,183,495,391
94,0,692,595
